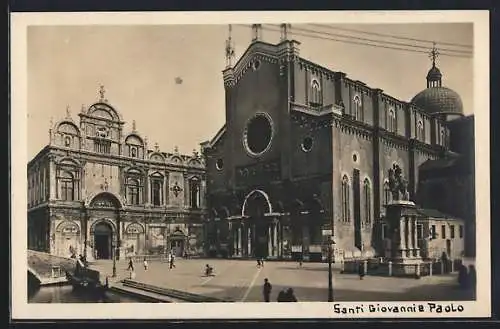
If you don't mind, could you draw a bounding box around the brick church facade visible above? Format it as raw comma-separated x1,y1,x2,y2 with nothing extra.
27,87,207,260
201,24,475,261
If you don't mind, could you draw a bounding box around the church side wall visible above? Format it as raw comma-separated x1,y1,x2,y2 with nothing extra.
331,121,375,256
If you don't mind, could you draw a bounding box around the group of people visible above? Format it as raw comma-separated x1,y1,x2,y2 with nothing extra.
262,278,298,303
125,252,177,275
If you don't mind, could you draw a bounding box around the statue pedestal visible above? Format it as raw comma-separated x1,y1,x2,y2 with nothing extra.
385,200,422,276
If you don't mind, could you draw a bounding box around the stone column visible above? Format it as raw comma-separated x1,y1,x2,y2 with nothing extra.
49,157,57,200
184,174,189,208
413,217,420,257
279,222,284,258
399,218,406,258
273,222,278,257
147,176,152,206
237,224,242,256
113,211,123,260
409,217,414,254
228,220,233,256
200,179,206,208
164,173,169,206
49,219,56,255
268,224,272,257
405,217,410,257
247,225,252,257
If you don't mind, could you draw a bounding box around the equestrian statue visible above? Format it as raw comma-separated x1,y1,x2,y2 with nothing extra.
387,163,410,202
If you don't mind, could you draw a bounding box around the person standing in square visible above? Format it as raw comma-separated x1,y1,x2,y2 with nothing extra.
263,278,272,302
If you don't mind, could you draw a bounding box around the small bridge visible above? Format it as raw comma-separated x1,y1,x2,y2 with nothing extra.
27,250,76,286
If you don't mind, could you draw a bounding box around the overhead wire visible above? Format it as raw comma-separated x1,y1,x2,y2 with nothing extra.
234,24,472,59
309,23,473,49
263,25,472,58
302,24,472,55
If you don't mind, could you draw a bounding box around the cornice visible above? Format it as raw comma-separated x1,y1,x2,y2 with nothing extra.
41,147,206,173
331,114,374,141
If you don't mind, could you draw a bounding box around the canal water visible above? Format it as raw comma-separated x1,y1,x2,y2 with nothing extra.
28,273,143,303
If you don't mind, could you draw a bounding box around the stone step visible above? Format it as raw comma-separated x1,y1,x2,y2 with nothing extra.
121,279,231,303
109,283,183,303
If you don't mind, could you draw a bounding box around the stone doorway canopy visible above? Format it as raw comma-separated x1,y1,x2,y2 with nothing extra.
87,191,124,210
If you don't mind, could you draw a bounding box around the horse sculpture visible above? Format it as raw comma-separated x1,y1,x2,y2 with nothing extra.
387,164,410,201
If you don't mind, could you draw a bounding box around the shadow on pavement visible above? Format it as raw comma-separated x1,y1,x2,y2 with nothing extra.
195,281,476,303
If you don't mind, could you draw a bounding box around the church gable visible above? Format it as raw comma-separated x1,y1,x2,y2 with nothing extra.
231,43,280,87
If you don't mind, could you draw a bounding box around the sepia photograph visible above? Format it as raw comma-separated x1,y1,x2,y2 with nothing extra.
11,11,490,319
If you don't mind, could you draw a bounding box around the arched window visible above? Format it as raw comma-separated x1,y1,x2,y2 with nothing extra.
383,180,391,205
387,108,397,133
189,178,201,209
130,146,137,158
64,135,72,147
341,175,350,222
363,178,371,225
417,120,424,141
353,95,363,121
127,178,140,205
309,79,322,107
150,173,163,206
58,171,74,201
152,180,162,206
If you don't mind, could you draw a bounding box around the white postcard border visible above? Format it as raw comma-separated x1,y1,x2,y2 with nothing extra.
10,10,491,319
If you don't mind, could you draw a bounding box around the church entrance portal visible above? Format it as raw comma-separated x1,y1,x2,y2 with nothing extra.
243,190,271,258
94,222,113,260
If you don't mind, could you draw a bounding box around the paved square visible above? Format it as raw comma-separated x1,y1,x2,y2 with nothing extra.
90,259,474,302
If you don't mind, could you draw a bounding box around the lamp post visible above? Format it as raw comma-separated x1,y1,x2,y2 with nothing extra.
112,242,117,278
328,237,335,302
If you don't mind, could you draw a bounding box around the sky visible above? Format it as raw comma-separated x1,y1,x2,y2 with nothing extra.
27,23,473,160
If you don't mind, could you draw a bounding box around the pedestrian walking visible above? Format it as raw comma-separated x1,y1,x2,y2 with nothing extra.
127,258,134,271
257,259,261,268
260,258,265,267
263,278,272,302
169,253,176,269
143,257,148,271
358,261,365,280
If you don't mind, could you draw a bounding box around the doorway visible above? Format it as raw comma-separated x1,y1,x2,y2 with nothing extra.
170,239,184,257
94,222,113,260
253,221,269,258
